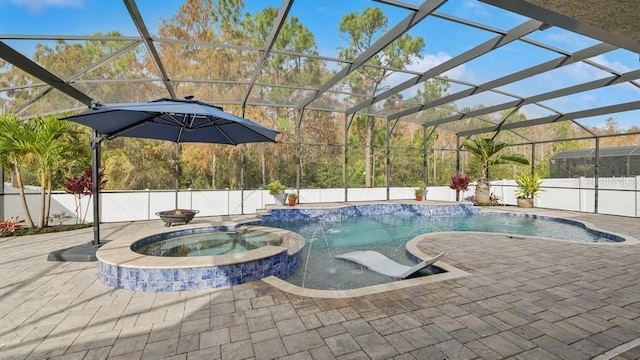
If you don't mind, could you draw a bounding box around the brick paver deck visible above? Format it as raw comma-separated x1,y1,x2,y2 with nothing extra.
1,206,639,359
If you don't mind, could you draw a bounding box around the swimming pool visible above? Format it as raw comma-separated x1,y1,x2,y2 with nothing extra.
96,202,629,293
261,206,623,291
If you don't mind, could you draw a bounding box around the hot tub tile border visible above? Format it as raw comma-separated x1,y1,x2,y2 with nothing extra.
97,224,303,292
99,251,301,292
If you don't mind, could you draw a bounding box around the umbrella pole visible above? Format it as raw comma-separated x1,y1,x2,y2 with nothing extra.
91,131,101,245
0,166,4,222
240,147,245,214
175,143,180,209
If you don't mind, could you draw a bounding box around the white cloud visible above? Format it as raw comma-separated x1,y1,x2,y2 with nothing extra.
377,51,477,102
411,52,472,82
518,104,555,120
557,62,609,83
540,30,594,50
540,54,637,94
461,0,492,18
371,51,487,109
9,0,83,12
589,54,633,73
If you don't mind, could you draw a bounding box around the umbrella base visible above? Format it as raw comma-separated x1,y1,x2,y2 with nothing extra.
47,241,108,262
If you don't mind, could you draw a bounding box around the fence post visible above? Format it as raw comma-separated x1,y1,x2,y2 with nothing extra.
633,175,640,217
146,189,151,220
579,177,585,212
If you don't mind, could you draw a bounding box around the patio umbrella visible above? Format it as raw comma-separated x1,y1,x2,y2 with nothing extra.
63,97,279,144
62,97,279,245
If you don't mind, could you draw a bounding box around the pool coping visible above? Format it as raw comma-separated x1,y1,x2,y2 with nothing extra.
97,223,306,269
481,209,640,245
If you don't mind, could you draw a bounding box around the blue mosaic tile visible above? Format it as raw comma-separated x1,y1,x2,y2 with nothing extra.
119,267,135,281
212,275,230,288
241,261,258,275
211,266,229,279
175,268,189,281
187,268,204,281
172,281,187,292
260,203,480,223
147,281,173,292
98,249,301,292
200,267,215,280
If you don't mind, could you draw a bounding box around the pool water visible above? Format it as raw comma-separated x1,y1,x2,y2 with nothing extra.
264,213,619,290
134,230,283,257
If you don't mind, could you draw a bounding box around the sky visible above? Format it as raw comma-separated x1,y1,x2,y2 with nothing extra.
1,0,638,130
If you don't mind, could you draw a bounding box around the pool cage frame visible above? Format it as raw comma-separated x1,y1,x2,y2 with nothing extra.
1,0,639,225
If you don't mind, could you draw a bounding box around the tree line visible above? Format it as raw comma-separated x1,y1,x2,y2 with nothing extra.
2,0,639,221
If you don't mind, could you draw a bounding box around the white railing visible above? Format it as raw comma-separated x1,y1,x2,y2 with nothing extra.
2,176,639,223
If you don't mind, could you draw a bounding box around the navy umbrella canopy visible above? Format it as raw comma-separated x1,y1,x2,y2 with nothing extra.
63,97,279,144
61,97,279,246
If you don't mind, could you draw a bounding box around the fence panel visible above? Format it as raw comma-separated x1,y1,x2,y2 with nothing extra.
2,177,640,223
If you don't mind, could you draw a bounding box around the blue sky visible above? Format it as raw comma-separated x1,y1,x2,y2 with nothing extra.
1,0,638,129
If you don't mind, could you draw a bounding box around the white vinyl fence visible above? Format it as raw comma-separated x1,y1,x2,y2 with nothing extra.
2,176,639,224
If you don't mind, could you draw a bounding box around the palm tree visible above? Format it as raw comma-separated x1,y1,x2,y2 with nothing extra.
462,138,529,205
0,114,35,227
0,114,88,228
29,116,88,227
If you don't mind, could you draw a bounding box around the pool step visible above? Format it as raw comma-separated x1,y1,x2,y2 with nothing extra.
256,208,270,216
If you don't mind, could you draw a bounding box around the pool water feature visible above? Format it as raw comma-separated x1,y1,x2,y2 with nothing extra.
260,205,624,291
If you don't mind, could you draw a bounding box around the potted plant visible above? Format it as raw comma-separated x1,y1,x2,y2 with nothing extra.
287,193,298,206
462,138,529,205
449,173,469,201
515,172,542,208
415,180,426,201
267,180,287,205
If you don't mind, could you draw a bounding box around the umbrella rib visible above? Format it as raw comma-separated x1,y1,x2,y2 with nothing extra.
177,126,184,142
159,113,187,127
191,118,232,130
218,126,238,145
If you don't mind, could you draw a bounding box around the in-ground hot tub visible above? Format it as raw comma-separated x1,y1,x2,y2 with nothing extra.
97,225,305,292
134,227,284,256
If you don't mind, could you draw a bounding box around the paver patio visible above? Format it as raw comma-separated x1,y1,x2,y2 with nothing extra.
1,205,639,359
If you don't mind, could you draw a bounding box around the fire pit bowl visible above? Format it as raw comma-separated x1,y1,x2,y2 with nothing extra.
155,209,200,227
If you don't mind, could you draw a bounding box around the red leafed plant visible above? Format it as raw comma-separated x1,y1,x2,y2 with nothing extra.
0,217,24,233
65,167,107,224
449,173,470,201
449,173,470,191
